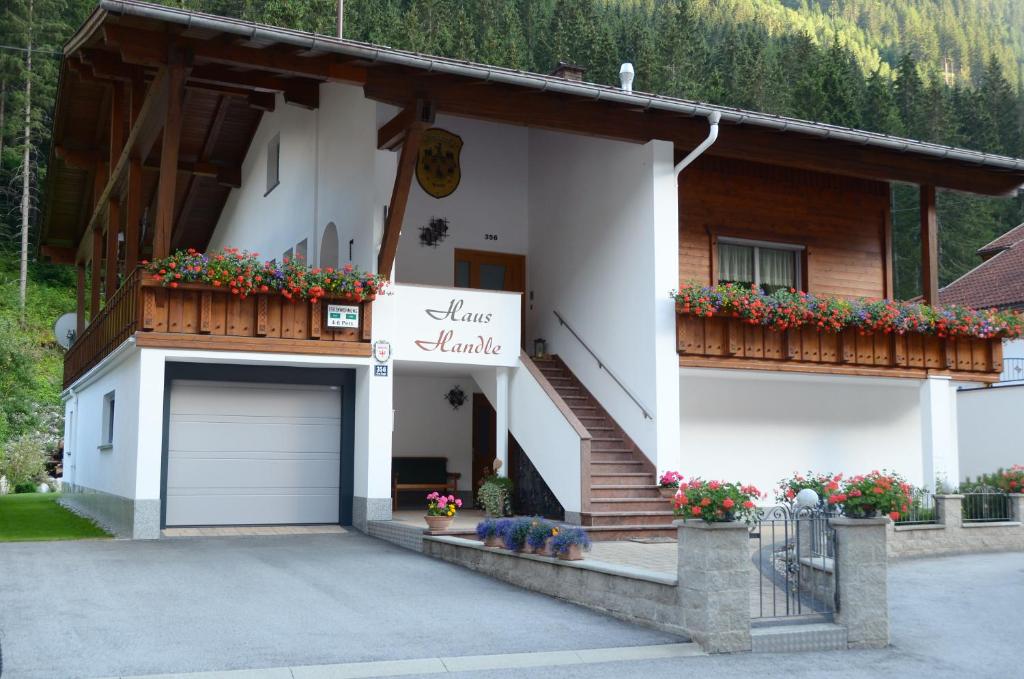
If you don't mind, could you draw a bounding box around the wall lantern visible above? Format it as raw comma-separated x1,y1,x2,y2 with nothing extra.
419,217,450,248
533,338,547,359
443,385,467,410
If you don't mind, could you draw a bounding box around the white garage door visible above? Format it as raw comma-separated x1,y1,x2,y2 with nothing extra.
166,380,342,526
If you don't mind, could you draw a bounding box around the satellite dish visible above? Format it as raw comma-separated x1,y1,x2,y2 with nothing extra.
53,313,77,350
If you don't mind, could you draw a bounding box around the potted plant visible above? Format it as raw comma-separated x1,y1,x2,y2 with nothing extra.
995,465,1024,494
424,491,462,531
502,516,533,551
478,475,513,517
673,478,761,524
658,471,683,499
775,471,842,506
826,470,912,521
475,518,507,548
525,518,556,555
551,526,591,561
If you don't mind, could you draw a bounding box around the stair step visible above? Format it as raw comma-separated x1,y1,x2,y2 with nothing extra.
585,511,677,527
589,452,635,462
556,385,581,392
590,485,662,498
590,498,672,512
590,461,645,474
585,525,678,541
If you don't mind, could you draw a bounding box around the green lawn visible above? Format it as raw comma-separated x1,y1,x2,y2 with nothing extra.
0,493,111,542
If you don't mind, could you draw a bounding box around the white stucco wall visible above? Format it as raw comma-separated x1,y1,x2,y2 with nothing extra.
957,384,1024,482
528,133,679,470
679,370,926,499
391,374,474,491
394,114,529,286
62,349,142,499
209,83,385,273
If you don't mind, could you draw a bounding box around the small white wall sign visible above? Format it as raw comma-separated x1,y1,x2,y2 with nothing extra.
392,284,521,367
326,304,360,329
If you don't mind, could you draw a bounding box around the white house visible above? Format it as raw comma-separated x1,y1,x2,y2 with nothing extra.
40,1,1024,538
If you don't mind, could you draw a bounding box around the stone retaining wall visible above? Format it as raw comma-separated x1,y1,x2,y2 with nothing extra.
888,495,1024,559
423,535,685,636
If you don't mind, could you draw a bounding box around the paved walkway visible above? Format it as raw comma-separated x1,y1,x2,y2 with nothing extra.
0,532,679,679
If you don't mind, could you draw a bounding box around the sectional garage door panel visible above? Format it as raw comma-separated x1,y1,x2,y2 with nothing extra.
166,381,342,527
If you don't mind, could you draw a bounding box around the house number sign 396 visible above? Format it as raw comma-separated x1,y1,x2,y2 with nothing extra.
484,234,498,241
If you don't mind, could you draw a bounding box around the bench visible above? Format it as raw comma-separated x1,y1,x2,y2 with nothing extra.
392,456,461,510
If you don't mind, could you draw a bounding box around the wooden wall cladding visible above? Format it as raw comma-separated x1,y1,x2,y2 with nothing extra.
138,281,372,344
677,314,1003,381
679,156,890,299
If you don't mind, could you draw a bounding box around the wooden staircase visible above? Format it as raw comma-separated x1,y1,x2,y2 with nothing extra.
533,355,676,540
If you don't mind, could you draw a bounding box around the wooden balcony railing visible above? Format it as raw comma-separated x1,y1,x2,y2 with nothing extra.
64,272,373,388
677,314,1004,382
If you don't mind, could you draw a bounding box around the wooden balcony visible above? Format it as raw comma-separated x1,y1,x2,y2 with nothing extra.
63,270,372,388
677,314,1004,382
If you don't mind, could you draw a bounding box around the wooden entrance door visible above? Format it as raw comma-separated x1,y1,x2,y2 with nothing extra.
454,248,526,345
472,393,497,496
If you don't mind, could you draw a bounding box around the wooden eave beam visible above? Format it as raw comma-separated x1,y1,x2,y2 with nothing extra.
74,67,170,263
377,101,435,150
363,72,1024,196
57,147,239,187
103,25,366,84
377,122,427,278
40,245,76,264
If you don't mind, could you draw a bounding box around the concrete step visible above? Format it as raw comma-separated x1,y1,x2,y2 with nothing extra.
589,451,636,462
590,498,674,512
585,524,678,541
590,484,662,498
750,623,847,653
585,510,677,527
589,460,645,474
590,472,657,485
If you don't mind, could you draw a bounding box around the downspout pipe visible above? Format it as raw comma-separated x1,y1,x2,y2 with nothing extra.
674,111,720,176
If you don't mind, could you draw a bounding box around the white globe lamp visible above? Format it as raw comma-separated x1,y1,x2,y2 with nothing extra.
795,488,819,508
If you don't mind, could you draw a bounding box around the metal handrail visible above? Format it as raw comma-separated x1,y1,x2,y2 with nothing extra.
553,310,653,420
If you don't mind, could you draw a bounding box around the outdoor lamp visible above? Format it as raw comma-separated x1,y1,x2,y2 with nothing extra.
533,338,547,359
796,488,820,508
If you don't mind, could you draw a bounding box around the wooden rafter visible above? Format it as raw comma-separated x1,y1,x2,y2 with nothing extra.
172,95,232,251
920,185,939,304
377,121,427,278
153,58,188,259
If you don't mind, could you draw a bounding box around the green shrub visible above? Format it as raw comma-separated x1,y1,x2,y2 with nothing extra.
478,475,513,517
0,434,48,487
13,482,36,494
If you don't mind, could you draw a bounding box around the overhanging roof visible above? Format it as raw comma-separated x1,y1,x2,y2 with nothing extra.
41,0,1024,261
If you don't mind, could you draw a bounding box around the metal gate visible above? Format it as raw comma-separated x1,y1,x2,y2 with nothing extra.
750,505,839,621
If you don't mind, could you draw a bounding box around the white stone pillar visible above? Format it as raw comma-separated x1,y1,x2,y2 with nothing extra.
495,367,510,478
920,375,958,490
132,346,164,539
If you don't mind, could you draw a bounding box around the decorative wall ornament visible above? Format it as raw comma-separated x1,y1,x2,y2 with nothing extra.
416,128,463,198
418,217,450,248
443,385,467,410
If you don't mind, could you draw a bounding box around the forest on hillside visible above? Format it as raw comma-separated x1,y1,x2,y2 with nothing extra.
1,0,1023,451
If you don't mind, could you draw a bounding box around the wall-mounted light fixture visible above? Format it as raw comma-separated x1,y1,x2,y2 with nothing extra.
443,385,467,410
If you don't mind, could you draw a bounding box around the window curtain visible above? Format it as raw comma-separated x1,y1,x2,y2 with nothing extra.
759,248,796,293
718,243,754,285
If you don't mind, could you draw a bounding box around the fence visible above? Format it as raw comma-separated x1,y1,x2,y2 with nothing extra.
962,486,1013,523
751,505,838,621
1003,357,1024,383
894,489,937,526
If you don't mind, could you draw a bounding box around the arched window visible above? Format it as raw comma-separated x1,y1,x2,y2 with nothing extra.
320,222,339,269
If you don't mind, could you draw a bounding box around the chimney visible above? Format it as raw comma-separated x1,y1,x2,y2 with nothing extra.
550,61,586,82
619,63,634,92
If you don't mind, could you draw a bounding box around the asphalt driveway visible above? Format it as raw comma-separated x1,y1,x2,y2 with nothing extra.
0,532,680,679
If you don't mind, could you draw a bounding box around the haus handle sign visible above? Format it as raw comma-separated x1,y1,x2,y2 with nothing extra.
393,284,521,367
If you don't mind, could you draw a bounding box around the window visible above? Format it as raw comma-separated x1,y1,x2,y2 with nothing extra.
320,222,339,269
283,248,293,262
100,391,115,449
266,133,280,195
717,238,802,294
295,238,308,264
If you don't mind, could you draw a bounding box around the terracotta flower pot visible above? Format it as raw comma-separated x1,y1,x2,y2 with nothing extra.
537,537,555,557
659,487,678,499
484,535,503,548
425,515,455,532
520,543,535,554
557,544,584,561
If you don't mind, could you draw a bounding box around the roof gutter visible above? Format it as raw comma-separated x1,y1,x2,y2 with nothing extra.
675,111,720,176
92,0,1024,175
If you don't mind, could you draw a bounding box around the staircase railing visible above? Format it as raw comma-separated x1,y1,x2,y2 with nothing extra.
553,310,653,420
